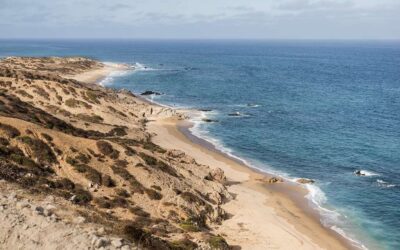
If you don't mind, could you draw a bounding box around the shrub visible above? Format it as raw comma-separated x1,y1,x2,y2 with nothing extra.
67,157,102,185
16,89,33,99
180,192,204,205
116,188,130,198
179,220,200,232
123,146,136,156
143,141,166,153
65,98,79,108
57,178,75,190
41,133,53,142
207,235,230,250
170,239,198,250
0,123,20,138
129,206,150,217
0,137,9,145
139,152,157,166
84,90,101,104
18,136,57,165
65,98,91,109
111,165,144,194
76,113,103,123
111,197,129,208
107,127,127,136
101,174,115,187
107,106,127,117
32,86,50,100
96,140,119,159
94,197,112,209
85,167,102,184
10,153,42,171
145,188,163,200
72,188,92,204
114,159,128,168
74,153,91,164
123,224,150,242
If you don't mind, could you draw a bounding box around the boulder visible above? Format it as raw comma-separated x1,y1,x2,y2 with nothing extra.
268,177,283,183
167,149,185,158
297,178,315,184
205,168,227,184
228,112,241,117
140,90,161,96
202,118,218,123
111,238,124,248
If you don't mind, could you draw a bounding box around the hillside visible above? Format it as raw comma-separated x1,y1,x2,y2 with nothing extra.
0,57,231,250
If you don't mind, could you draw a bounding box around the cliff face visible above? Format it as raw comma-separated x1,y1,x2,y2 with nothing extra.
0,57,231,249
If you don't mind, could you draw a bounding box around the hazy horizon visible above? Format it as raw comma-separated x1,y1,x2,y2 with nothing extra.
1,0,399,39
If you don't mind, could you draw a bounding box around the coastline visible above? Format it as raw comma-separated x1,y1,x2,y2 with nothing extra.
82,63,359,249
67,62,131,84
148,117,355,250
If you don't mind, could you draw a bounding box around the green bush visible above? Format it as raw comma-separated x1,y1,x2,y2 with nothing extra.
72,188,92,204
76,113,103,123
18,136,57,165
0,123,20,138
116,188,130,197
179,220,200,232
207,235,230,250
96,140,119,159
111,165,144,194
129,206,150,217
170,239,198,250
145,188,163,200
101,174,115,187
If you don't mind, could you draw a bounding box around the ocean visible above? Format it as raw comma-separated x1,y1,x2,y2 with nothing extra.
1,39,399,249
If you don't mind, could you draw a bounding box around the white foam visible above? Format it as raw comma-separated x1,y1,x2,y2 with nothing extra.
376,179,396,188
355,170,379,176
131,62,160,71
99,62,133,86
331,226,369,250
232,104,261,108
188,120,370,250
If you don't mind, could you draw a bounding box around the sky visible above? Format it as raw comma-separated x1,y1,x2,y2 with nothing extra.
0,0,399,39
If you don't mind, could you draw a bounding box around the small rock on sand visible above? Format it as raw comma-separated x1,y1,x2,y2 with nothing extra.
268,177,284,183
205,168,227,184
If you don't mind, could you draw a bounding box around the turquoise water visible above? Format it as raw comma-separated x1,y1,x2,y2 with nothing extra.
1,39,399,249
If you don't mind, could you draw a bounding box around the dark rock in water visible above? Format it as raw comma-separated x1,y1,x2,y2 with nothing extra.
354,170,365,176
228,112,241,117
141,91,162,96
297,178,315,184
199,109,212,112
202,118,218,123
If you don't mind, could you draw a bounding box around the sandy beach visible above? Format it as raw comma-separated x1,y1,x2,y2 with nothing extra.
69,62,130,84
80,64,356,250
147,117,353,250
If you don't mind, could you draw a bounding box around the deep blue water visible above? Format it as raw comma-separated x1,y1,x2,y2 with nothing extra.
1,39,399,249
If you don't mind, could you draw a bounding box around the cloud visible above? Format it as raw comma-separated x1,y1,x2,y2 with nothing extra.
0,0,399,39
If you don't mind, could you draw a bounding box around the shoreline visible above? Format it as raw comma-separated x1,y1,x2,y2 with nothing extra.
84,63,362,249
148,117,356,250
